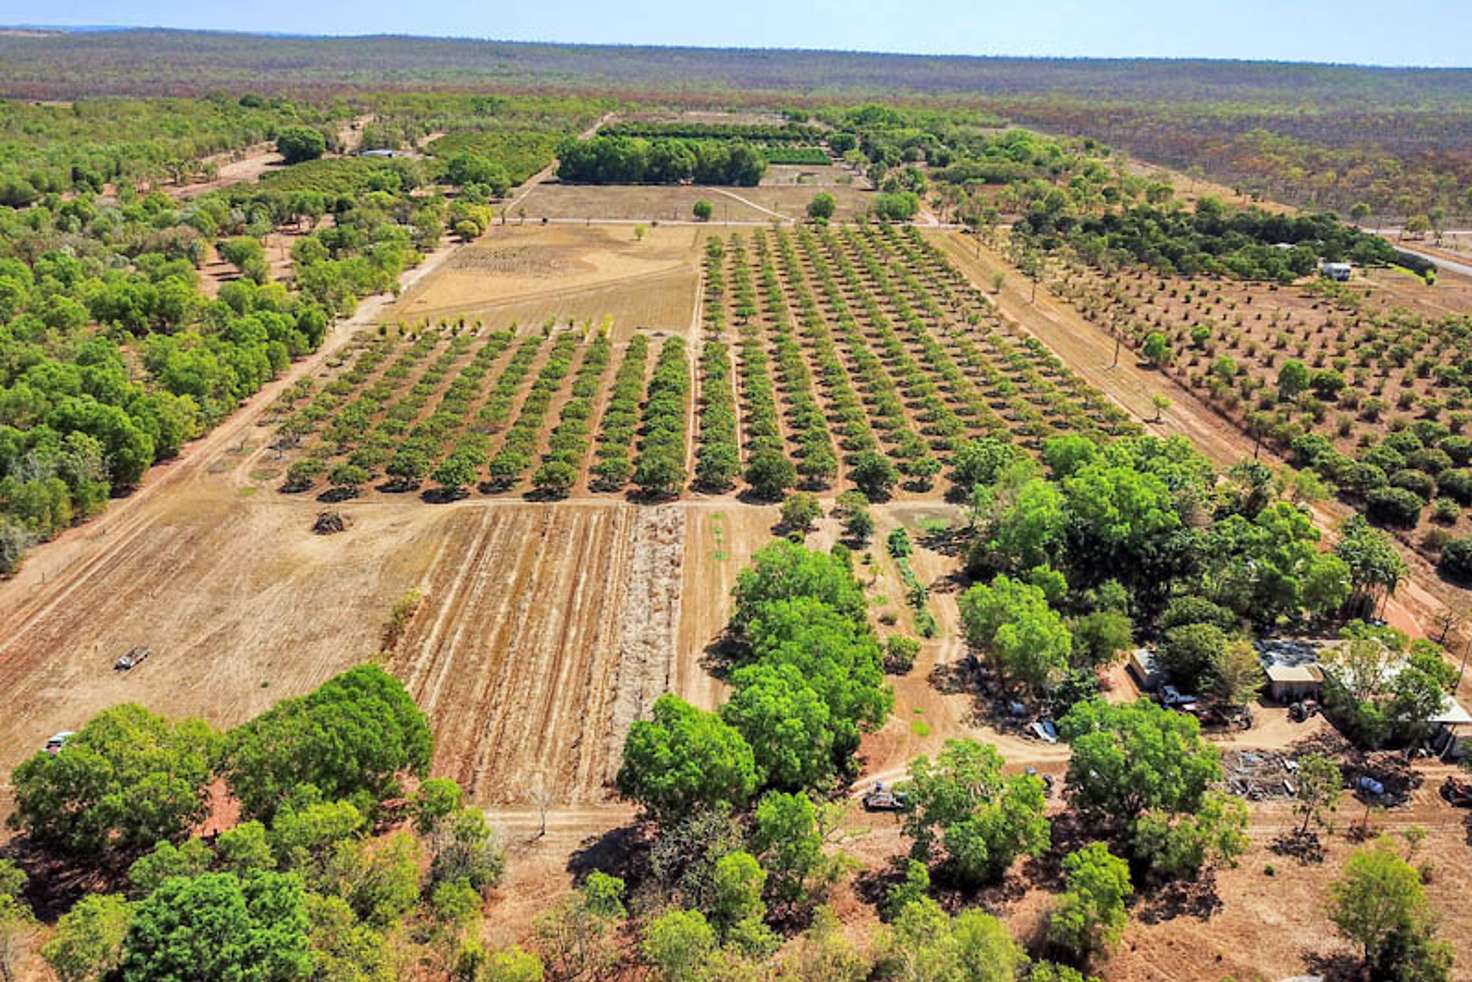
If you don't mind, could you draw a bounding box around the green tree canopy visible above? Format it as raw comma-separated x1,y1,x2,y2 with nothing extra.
8,703,218,856
616,694,758,823
42,893,131,982
1048,843,1132,961
959,574,1071,695
1058,698,1222,825
276,127,327,165
899,739,1050,886
119,871,311,982
221,665,432,822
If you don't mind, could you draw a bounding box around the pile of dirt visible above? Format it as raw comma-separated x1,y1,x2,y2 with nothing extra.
312,511,350,535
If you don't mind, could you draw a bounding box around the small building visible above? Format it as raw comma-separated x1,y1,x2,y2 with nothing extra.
1128,648,1161,691
1429,697,1472,761
1264,663,1324,704
358,148,397,158
1320,262,1352,282
1257,637,1332,704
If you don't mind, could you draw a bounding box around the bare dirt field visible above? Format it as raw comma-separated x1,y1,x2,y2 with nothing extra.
387,223,701,338
513,181,873,224
738,182,872,221
518,183,781,223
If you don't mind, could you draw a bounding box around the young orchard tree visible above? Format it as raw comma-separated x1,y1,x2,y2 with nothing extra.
431,451,481,498
1142,332,1171,366
780,492,823,534
745,447,797,500
692,199,714,222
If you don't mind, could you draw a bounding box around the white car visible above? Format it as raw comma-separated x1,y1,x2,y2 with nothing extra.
45,731,76,755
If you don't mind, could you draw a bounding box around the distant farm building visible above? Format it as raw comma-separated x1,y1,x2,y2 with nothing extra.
358,148,398,158
1319,261,1352,281
1257,638,1327,703
1259,637,1472,759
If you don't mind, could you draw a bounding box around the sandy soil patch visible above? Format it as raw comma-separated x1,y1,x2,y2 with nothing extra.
386,223,701,338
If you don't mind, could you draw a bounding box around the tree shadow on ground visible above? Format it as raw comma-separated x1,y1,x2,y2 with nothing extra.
1,838,126,923
698,631,743,683
1269,828,1326,865
420,487,469,504
1302,950,1364,982
1134,870,1224,925
566,822,655,889
917,524,969,559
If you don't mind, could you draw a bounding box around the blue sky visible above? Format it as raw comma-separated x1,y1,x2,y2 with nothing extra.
16,0,1472,67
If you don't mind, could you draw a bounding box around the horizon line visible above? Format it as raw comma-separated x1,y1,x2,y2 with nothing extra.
4,23,1471,72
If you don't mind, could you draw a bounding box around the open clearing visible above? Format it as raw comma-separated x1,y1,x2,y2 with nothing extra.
387,223,701,337
516,179,873,223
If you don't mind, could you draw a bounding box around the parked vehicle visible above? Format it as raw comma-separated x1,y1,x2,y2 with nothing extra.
861,782,908,812
1160,685,1199,709
1289,699,1320,722
114,645,152,671
45,731,75,755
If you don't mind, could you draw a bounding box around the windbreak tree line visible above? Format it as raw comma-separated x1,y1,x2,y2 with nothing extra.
556,135,768,186
1026,198,1402,281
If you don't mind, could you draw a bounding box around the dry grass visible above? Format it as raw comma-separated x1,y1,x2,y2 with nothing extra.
385,223,702,338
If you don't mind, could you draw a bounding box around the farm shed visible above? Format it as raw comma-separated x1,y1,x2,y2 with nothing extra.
1128,648,1161,691
1319,261,1352,281
1256,637,1333,704
1428,697,1472,761
1264,663,1324,703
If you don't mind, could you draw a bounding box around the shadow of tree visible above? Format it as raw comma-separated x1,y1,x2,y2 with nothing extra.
1134,870,1224,925
565,822,655,889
